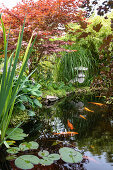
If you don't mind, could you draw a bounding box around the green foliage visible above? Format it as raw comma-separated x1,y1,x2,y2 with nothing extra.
59,147,83,163
15,76,42,112
0,15,36,145
42,81,75,98
55,45,94,84
6,128,27,140
15,155,40,169
7,141,83,169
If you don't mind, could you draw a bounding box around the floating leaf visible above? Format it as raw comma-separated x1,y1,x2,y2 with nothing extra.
47,154,60,161
19,141,39,151
40,158,53,166
38,150,49,157
15,155,40,169
59,147,83,163
7,147,20,154
29,141,39,149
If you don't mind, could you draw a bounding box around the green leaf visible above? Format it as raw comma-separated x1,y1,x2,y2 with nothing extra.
34,99,42,107
40,158,53,166
6,128,23,135
6,128,27,140
6,155,17,160
15,155,40,169
47,154,60,161
29,141,39,149
7,147,20,154
20,95,28,102
59,147,83,163
28,110,36,116
19,141,39,151
38,150,49,157
19,103,26,111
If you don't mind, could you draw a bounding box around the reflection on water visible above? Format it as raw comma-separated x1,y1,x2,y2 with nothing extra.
35,95,113,170
7,95,113,170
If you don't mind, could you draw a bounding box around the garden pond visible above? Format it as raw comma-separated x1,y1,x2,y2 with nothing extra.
0,94,113,170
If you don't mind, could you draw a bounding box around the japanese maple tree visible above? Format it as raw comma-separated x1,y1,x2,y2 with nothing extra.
0,0,86,66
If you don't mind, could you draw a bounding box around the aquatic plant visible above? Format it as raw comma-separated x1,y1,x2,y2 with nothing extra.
0,14,37,145
6,141,83,169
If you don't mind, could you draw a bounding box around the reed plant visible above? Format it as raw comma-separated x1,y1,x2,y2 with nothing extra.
0,15,36,145
54,45,96,85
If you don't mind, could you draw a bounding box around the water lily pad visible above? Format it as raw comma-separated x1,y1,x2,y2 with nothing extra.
19,141,39,151
59,147,83,163
40,158,53,166
15,155,40,169
19,142,31,151
47,154,60,161
29,141,39,149
7,147,20,154
38,150,49,157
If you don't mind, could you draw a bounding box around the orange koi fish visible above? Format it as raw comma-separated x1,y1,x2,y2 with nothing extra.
53,132,78,136
84,107,94,112
83,156,100,164
80,115,87,120
67,120,74,130
88,102,104,106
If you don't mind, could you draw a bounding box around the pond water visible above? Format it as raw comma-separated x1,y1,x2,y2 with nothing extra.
1,94,113,170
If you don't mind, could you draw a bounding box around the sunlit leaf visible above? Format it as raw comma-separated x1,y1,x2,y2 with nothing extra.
38,150,49,157
59,147,83,163
7,147,20,154
15,155,40,169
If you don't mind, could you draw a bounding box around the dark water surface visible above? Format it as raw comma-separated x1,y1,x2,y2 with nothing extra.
2,94,113,170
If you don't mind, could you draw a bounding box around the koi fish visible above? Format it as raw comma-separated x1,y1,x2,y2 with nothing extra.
84,107,94,112
80,115,87,120
67,120,74,130
83,156,100,164
53,132,78,136
88,102,104,106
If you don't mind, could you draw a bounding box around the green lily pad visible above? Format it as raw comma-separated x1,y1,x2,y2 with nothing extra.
29,141,39,149
38,150,49,157
40,158,53,166
15,155,40,169
47,154,60,161
19,141,39,151
19,142,31,151
59,147,83,163
7,147,20,154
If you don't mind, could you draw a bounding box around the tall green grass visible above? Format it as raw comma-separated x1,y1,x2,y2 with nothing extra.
54,45,96,85
0,14,36,145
